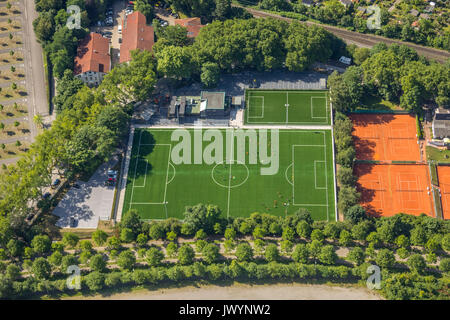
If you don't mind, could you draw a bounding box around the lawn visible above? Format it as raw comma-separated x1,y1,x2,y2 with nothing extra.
244,89,330,125
426,146,450,163
355,94,402,111
122,128,336,222
0,103,27,120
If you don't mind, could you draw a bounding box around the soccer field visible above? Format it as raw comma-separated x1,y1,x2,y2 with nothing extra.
122,128,336,221
244,89,330,125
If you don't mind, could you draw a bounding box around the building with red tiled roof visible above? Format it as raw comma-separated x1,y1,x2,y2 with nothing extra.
174,17,204,38
120,11,154,63
74,32,110,87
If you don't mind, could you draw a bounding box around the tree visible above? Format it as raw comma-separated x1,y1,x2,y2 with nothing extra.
264,243,280,262
339,187,360,214
347,247,365,266
395,235,410,248
311,229,324,242
7,239,23,258
120,228,135,243
307,240,322,263
96,105,130,141
92,230,108,247
48,251,63,267
182,204,222,234
61,255,78,273
135,0,154,21
319,245,337,265
146,247,164,267
62,233,79,248
344,205,366,224
296,220,311,238
324,222,341,239
351,220,372,241
195,229,207,240
5,264,20,281
339,230,352,247
407,254,426,274
442,234,450,251
214,0,231,20
178,245,195,265
440,258,450,273
117,250,136,270
375,249,395,269
90,254,107,272
235,242,253,262
166,242,178,258
337,166,356,186
202,243,220,264
31,235,51,255
136,233,148,247
149,223,165,240
121,209,143,237
410,226,427,246
282,226,295,241
292,244,309,263
201,62,220,88
155,45,193,79
32,257,51,280
224,228,236,240
84,271,105,291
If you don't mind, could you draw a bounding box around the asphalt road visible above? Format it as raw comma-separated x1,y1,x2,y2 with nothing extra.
236,5,450,63
21,0,48,141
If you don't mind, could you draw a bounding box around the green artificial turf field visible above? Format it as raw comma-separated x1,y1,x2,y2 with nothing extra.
122,128,336,221
244,89,330,125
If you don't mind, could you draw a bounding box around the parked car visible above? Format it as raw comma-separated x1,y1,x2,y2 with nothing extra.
51,178,61,188
26,213,34,221
73,183,80,189
43,192,51,199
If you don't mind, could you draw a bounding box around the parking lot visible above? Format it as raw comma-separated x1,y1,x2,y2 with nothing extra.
52,157,119,229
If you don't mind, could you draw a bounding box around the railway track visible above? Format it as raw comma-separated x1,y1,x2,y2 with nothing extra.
237,5,450,63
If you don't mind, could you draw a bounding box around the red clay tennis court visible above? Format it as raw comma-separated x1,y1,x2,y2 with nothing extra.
351,114,421,161
437,166,450,220
355,164,434,217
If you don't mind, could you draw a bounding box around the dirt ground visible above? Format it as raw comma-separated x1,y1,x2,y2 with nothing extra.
66,283,382,300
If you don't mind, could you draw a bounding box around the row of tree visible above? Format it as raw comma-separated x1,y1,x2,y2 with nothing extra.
152,18,346,87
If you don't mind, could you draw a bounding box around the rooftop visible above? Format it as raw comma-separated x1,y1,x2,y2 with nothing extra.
120,11,154,63
174,17,204,38
74,32,110,75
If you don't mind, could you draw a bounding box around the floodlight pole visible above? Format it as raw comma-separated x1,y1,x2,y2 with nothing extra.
164,201,168,219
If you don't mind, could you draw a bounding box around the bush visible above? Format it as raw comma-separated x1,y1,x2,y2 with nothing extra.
235,243,253,262
375,249,395,269
117,250,136,270
264,244,280,262
319,245,338,265
84,271,105,291
32,258,51,280
292,244,309,263
90,254,107,272
347,247,365,266
439,258,450,273
178,245,195,265
311,229,324,242
202,243,220,264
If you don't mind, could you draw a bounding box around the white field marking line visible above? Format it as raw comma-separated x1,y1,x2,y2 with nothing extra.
291,132,329,211
133,160,148,188
130,144,172,206
226,130,234,219
323,131,329,221
285,163,293,186
246,91,329,125
167,163,176,185
129,130,143,212
247,96,265,120
311,97,327,119
314,160,327,190
397,175,422,210
286,91,289,124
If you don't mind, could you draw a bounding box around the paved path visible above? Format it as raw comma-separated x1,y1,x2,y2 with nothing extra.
21,0,48,136
236,5,450,63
